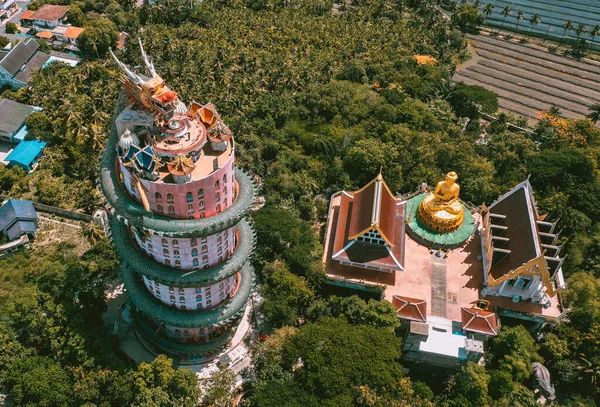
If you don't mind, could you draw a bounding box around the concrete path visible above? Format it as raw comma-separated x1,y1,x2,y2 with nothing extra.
430,254,447,318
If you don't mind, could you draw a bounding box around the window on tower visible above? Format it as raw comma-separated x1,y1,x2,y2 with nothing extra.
167,193,174,203
192,248,198,256
163,248,169,255
216,204,221,213
198,189,204,198
168,206,175,214
155,192,162,201
215,180,220,188
157,204,163,212
199,201,205,210
193,258,199,267
215,192,220,201
186,192,193,202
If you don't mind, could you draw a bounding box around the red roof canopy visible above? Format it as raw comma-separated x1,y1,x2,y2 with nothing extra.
393,295,427,323
461,307,498,336
331,174,406,272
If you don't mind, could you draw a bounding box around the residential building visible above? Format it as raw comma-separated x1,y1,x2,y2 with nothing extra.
20,5,69,28
0,199,38,242
20,5,83,51
0,0,18,23
0,98,38,144
0,38,50,89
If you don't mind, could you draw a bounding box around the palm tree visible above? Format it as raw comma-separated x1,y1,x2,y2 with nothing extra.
483,3,494,20
587,103,600,124
575,23,587,38
542,23,552,43
500,5,511,31
588,24,600,55
82,222,105,245
515,10,525,32
528,13,541,38
589,24,600,44
560,19,574,49
576,356,600,386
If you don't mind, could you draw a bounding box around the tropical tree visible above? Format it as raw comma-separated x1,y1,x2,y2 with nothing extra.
515,10,525,32
528,13,541,38
575,23,587,38
82,222,105,245
500,5,511,31
560,19,574,49
482,3,494,20
587,103,600,124
589,24,600,45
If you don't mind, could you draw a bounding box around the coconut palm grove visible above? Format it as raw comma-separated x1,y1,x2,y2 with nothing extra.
1,0,600,405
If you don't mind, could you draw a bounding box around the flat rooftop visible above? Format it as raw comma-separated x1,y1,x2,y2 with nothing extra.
323,193,563,323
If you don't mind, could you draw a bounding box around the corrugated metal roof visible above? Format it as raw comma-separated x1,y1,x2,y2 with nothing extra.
0,38,39,77
5,139,46,169
0,98,35,138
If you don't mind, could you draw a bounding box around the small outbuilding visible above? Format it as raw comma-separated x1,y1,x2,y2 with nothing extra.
0,199,38,242
5,139,46,171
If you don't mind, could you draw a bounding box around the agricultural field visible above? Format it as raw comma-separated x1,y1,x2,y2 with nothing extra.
473,0,600,47
453,33,600,123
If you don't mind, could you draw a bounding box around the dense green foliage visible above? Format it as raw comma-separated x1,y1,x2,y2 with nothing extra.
1,0,600,405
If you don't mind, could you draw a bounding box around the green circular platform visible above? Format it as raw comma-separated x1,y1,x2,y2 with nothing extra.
406,194,475,249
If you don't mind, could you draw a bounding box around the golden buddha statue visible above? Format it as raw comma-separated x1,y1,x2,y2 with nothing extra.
417,172,465,233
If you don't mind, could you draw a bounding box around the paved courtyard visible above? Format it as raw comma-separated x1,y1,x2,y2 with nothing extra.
323,193,563,322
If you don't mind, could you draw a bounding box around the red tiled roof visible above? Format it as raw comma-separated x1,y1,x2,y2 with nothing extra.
20,10,35,20
461,307,498,336
348,180,376,239
330,174,406,272
64,27,84,39
116,32,129,50
36,31,53,39
348,174,397,246
31,5,69,22
393,295,427,323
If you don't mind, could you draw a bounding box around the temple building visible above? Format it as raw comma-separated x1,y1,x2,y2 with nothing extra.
480,180,566,323
100,41,256,362
323,173,566,370
328,173,406,274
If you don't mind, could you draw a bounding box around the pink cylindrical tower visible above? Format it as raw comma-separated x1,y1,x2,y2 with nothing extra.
100,43,256,360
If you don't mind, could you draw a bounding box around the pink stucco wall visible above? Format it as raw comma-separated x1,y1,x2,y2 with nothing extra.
132,226,236,269
119,152,236,220
142,274,238,310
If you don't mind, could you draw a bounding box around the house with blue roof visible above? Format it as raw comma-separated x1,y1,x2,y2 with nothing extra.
0,199,38,242
5,140,47,171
